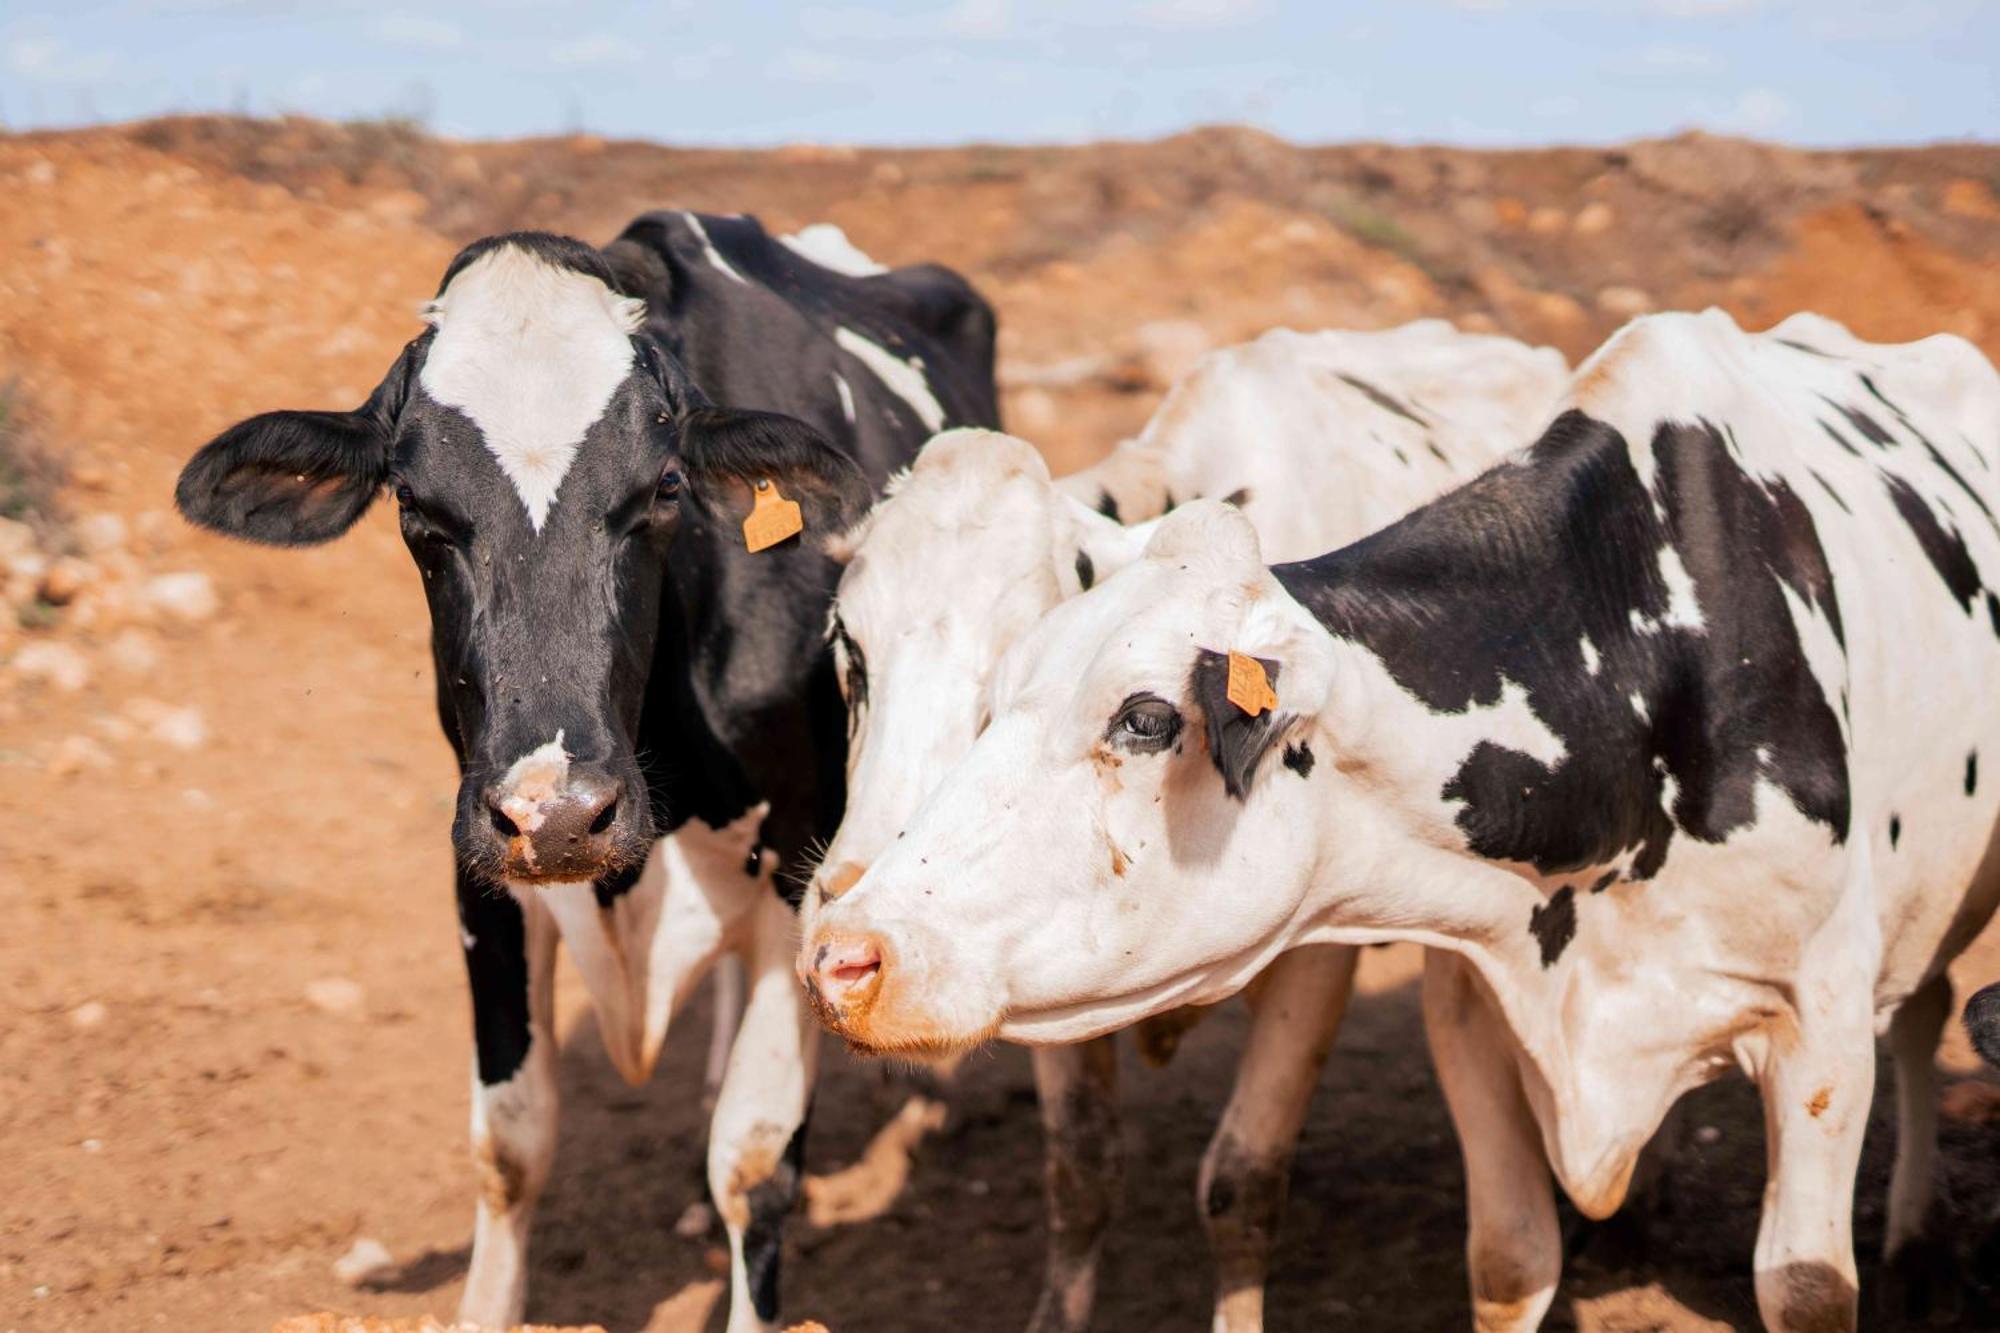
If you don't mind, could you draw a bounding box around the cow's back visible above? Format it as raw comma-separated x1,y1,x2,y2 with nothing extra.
604,211,1000,480
1573,310,2000,1000
1121,322,1568,562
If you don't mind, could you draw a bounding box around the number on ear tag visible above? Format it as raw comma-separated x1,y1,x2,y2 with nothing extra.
1225,650,1278,716
742,478,803,553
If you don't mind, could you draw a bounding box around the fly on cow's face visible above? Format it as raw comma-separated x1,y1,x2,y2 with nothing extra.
1108,692,1183,754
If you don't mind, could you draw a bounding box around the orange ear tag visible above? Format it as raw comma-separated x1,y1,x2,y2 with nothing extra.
742,478,803,553
1225,650,1279,716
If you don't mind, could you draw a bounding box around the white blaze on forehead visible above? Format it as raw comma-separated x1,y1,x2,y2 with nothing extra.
781,223,888,276
681,211,748,284
497,732,570,835
420,246,643,532
836,327,945,433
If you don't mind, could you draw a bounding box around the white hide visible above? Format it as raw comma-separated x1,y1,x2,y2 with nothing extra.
781,223,889,276
420,245,644,532
835,326,947,433
1057,320,1570,562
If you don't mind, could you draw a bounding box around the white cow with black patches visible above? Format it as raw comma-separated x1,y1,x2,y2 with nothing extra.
805,310,2000,1332
178,218,999,1332
813,323,1567,1331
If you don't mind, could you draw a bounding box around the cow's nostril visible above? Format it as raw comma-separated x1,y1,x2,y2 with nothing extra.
488,799,522,839
825,939,883,990
587,794,618,836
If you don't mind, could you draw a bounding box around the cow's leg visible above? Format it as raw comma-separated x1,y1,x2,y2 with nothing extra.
1882,972,1955,1317
1201,943,1357,1333
1027,1037,1121,1333
1423,952,1560,1333
1751,985,1874,1333
458,878,560,1328
709,889,817,1333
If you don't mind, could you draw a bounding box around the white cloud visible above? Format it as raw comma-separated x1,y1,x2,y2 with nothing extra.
5,34,118,83
1636,43,1721,72
1710,86,1797,134
943,0,1013,37
549,32,643,68
1129,0,1268,29
1646,0,1765,14
767,47,854,83
370,12,463,51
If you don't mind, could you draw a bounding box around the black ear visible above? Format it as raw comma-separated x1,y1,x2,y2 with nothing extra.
176,346,411,546
1191,648,1291,800
680,408,873,542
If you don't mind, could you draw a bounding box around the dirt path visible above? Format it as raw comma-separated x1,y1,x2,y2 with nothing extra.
3,122,1999,1333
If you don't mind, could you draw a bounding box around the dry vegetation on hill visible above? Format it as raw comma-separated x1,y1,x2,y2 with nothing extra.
3,117,1999,1333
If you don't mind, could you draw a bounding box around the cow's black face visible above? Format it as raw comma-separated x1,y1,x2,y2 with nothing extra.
176,233,872,887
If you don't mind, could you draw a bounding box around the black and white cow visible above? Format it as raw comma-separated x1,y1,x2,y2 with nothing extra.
175,214,998,1331
803,310,2000,1331
810,322,1568,1331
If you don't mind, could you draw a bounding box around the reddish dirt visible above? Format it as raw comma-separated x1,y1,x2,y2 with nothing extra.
3,119,2000,1333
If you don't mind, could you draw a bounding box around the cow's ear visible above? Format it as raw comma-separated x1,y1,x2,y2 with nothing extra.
680,408,873,542
1190,648,1293,800
176,348,410,546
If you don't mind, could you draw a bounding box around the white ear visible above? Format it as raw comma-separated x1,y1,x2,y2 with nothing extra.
910,427,1052,484
1144,497,1263,569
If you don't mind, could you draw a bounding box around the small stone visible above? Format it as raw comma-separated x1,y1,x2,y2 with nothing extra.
0,518,34,560
702,1245,730,1275
124,700,205,750
48,735,112,777
143,572,218,623
106,629,161,674
1596,285,1654,318
80,1139,103,1154
1695,1124,1722,1145
73,513,127,555
1573,201,1616,236
70,1001,108,1029
674,1201,716,1238
15,641,90,692
304,977,365,1015
331,1235,394,1286
1527,206,1568,235
39,557,97,606
7,551,50,583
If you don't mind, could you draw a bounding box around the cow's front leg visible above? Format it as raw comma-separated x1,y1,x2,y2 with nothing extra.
1751,982,1874,1333
457,875,560,1328
709,889,819,1333
1027,1036,1121,1333
1423,952,1560,1333
1201,943,1356,1333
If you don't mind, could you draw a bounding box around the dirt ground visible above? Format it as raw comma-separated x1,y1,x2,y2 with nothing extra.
4,119,2000,1333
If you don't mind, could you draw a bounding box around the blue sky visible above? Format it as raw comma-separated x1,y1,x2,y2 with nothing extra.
2,0,1993,147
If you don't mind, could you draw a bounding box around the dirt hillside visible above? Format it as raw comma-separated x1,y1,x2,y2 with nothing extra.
2,117,1999,1333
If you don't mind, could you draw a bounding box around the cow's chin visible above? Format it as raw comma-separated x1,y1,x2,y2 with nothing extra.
993,966,1244,1048
807,969,1004,1061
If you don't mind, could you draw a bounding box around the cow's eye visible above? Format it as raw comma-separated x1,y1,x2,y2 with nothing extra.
393,481,416,508
1109,694,1181,753
656,467,684,501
